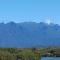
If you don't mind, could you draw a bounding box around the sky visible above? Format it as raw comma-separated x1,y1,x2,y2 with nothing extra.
0,0,60,24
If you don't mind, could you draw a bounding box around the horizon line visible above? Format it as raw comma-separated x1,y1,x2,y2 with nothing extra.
0,21,59,25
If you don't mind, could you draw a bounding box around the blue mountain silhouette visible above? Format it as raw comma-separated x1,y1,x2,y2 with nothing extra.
0,22,60,48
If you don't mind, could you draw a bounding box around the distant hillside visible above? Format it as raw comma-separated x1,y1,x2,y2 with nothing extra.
0,22,60,48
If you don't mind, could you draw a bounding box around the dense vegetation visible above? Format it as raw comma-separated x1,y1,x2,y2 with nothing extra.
0,48,60,60
0,48,41,60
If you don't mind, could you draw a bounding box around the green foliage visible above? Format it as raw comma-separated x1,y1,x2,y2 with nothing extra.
0,48,42,60
0,47,59,60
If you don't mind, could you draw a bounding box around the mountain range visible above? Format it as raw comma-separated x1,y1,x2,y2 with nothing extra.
0,22,60,48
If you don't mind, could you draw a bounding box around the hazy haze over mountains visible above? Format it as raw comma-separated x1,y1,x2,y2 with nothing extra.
0,22,60,48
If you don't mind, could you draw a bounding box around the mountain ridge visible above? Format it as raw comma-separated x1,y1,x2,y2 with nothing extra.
0,22,60,48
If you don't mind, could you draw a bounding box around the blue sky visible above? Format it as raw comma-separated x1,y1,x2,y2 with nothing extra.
0,0,60,24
